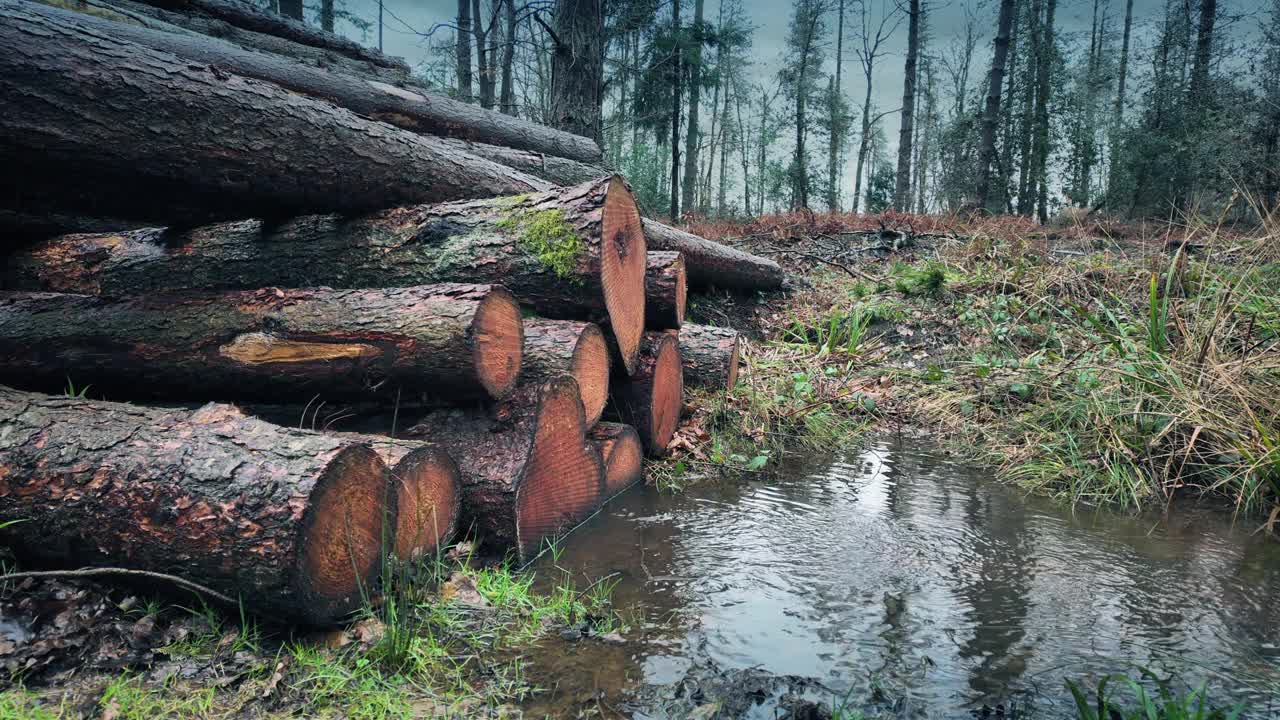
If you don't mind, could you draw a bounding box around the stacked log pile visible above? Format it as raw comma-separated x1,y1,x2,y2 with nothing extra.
0,0,776,624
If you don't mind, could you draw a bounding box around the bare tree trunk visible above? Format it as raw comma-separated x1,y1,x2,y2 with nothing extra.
1190,0,1216,104
473,0,493,109
457,0,473,101
500,0,516,114
733,72,751,215
1017,0,1041,215
670,0,682,218
320,0,333,31
975,0,1016,212
681,0,705,214
549,0,604,143
827,0,846,211
998,2,1021,212
278,0,302,21
1114,0,1134,121
1032,0,1056,223
893,0,920,211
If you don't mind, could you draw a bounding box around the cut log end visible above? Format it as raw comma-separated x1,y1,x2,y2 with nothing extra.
298,444,389,624
647,335,684,456
392,448,461,562
514,378,604,557
590,423,644,497
644,251,687,330
572,324,610,427
599,176,647,375
472,289,524,399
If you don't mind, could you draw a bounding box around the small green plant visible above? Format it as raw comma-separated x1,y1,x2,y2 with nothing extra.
1066,671,1245,720
62,378,89,399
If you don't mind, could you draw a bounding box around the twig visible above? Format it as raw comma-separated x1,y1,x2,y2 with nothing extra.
759,247,878,282
0,568,238,606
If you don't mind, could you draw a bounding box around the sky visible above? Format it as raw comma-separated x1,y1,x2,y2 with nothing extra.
324,0,1246,209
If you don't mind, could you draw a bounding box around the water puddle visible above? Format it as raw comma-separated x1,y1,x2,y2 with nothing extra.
522,439,1280,718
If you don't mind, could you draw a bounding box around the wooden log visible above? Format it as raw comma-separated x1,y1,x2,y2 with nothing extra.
134,0,409,71
2,177,648,375
437,138,605,185
588,423,644,498
607,332,683,457
404,377,604,559
0,2,548,227
641,219,785,291
27,0,604,165
0,388,391,624
646,251,687,330
335,436,461,563
0,285,523,404
520,320,610,428
679,324,741,391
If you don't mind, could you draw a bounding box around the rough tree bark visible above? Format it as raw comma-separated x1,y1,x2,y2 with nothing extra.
404,377,603,558
642,220,784,290
678,323,740,391
681,0,706,214
500,0,517,114
0,285,524,404
975,0,1017,212
0,2,550,227
645,252,688,331
670,0,683,219
457,0,474,101
0,388,391,624
894,0,921,211
4,178,648,375
588,423,644,498
519,319,611,428
549,0,605,144
1032,0,1057,223
607,332,683,457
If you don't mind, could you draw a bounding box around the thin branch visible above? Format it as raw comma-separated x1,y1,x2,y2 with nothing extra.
0,568,240,606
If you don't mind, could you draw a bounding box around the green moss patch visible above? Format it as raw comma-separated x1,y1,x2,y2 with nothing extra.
497,209,585,280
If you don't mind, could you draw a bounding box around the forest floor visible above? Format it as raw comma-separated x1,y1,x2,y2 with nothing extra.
3,209,1278,719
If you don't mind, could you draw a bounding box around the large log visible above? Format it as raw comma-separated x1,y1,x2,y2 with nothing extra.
404,377,603,558
607,332,683,457
588,423,644,498
437,138,606,186
0,285,523,404
25,1,604,165
0,388,391,624
520,320,610,428
646,251,687,330
0,2,548,227
642,220,785,291
336,435,460,563
2,177,648,375
679,324,741,391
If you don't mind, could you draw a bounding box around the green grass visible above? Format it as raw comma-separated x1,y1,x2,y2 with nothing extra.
1067,671,1245,720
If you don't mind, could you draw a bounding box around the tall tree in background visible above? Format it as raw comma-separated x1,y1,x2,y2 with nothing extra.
681,0,706,214
456,0,474,102
279,0,302,20
549,0,606,143
975,0,1016,212
320,0,334,31
672,0,683,217
500,0,517,114
853,0,902,212
1263,0,1280,210
1031,0,1055,222
894,0,921,211
781,0,829,210
826,0,847,211
474,0,494,108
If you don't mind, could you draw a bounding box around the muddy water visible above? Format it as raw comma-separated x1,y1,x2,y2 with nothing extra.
523,439,1280,718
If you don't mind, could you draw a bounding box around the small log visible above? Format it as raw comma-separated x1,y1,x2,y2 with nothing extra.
645,251,687,330
642,219,785,291
520,320,610,428
607,332,683,457
0,2,548,227
0,388,391,624
335,436,461,563
2,177,647,375
588,423,644,498
404,377,603,558
678,324,741,391
0,285,523,404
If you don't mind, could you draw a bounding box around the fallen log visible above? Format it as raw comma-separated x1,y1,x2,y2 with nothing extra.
520,320,610,428
135,0,408,71
607,332,683,457
641,220,785,291
678,324,741,391
588,423,644,498
0,2,548,226
404,377,604,558
25,1,603,166
646,251,687,330
337,436,460,563
0,388,391,624
437,138,605,186
0,285,523,403
2,177,647,375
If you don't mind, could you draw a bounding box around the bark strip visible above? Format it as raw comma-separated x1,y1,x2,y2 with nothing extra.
678,324,741,391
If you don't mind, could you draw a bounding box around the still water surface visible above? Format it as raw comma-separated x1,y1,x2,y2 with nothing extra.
527,440,1280,718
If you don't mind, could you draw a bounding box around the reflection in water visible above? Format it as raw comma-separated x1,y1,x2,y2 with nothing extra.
527,440,1280,718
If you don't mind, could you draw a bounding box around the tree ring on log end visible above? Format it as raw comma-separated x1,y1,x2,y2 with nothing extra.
471,288,524,399
571,325,610,428
392,448,460,562
599,176,647,375
602,426,643,497
297,444,389,624
514,378,605,557
648,335,684,456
